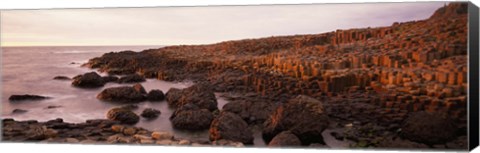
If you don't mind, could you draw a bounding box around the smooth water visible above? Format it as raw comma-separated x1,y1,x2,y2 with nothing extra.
0,46,232,142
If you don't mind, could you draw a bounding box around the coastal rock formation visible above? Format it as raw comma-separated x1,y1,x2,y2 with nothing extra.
222,100,276,124
209,111,254,144
263,95,329,145
141,108,161,119
401,111,457,145
147,89,165,101
9,94,49,101
72,72,105,88
97,84,147,103
166,83,218,111
170,104,214,130
117,74,146,83
268,131,302,147
106,108,140,124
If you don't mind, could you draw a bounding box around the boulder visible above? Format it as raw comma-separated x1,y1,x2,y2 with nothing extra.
166,83,218,111
222,100,275,124
209,111,253,144
106,108,140,125
262,95,329,145
117,74,146,83
141,108,161,119
132,83,147,94
97,85,146,103
72,72,105,88
170,104,214,130
268,131,302,147
9,94,49,101
102,76,119,83
147,90,165,101
401,111,457,145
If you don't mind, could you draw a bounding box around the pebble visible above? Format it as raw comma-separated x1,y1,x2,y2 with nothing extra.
65,138,80,143
156,139,173,145
111,125,124,133
123,127,137,136
178,139,190,145
151,131,173,140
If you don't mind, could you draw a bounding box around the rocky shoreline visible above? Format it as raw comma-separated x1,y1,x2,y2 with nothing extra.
1,3,470,150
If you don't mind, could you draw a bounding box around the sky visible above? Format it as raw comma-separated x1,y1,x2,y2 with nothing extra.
0,2,446,47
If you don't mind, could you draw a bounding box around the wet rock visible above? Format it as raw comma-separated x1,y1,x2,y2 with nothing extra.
147,90,165,101
263,95,329,145
65,138,80,143
170,104,214,130
209,111,253,144
401,111,457,145
151,131,174,140
97,85,146,103
123,127,137,135
9,94,49,101
166,83,218,111
222,100,275,124
12,109,28,114
268,131,302,147
106,108,140,125
53,76,71,80
141,108,161,119
117,74,146,83
132,83,147,94
72,72,105,88
102,76,119,83
377,137,429,149
111,125,125,133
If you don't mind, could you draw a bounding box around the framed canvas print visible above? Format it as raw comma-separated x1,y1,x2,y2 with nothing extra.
1,1,479,152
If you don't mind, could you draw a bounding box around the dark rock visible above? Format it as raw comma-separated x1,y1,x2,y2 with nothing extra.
102,76,119,83
209,111,253,144
132,83,147,94
268,131,302,147
97,85,146,103
141,108,161,119
166,83,218,111
263,95,329,145
46,105,62,109
170,104,214,130
12,109,28,114
53,76,71,80
147,90,165,101
72,72,106,88
401,111,457,145
106,108,140,125
9,94,49,101
222,100,275,124
117,74,146,83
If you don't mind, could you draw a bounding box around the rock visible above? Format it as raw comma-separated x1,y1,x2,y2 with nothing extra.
132,83,147,94
123,127,137,135
170,104,214,130
263,95,329,145
141,108,161,119
401,111,457,145
166,83,218,111
140,139,155,144
151,132,174,140
97,85,146,103
222,100,275,124
9,94,49,101
133,134,152,141
66,138,80,143
147,90,165,101
377,137,429,149
268,131,302,147
106,108,140,125
209,111,253,144
111,125,125,133
12,109,28,114
178,139,191,145
26,125,49,140
102,76,119,83
117,74,146,83
46,105,62,109
156,139,173,145
53,76,71,80
72,72,105,88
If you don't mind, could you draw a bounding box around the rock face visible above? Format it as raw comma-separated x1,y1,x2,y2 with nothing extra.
106,108,140,125
141,108,161,119
97,85,146,103
117,74,146,83
170,104,213,130
268,131,302,147
401,111,457,145
209,111,253,144
9,94,49,101
263,95,329,145
72,72,105,88
165,83,218,111
222,100,275,124
147,90,165,101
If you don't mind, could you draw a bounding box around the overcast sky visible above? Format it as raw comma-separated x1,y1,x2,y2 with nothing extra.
0,2,445,46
